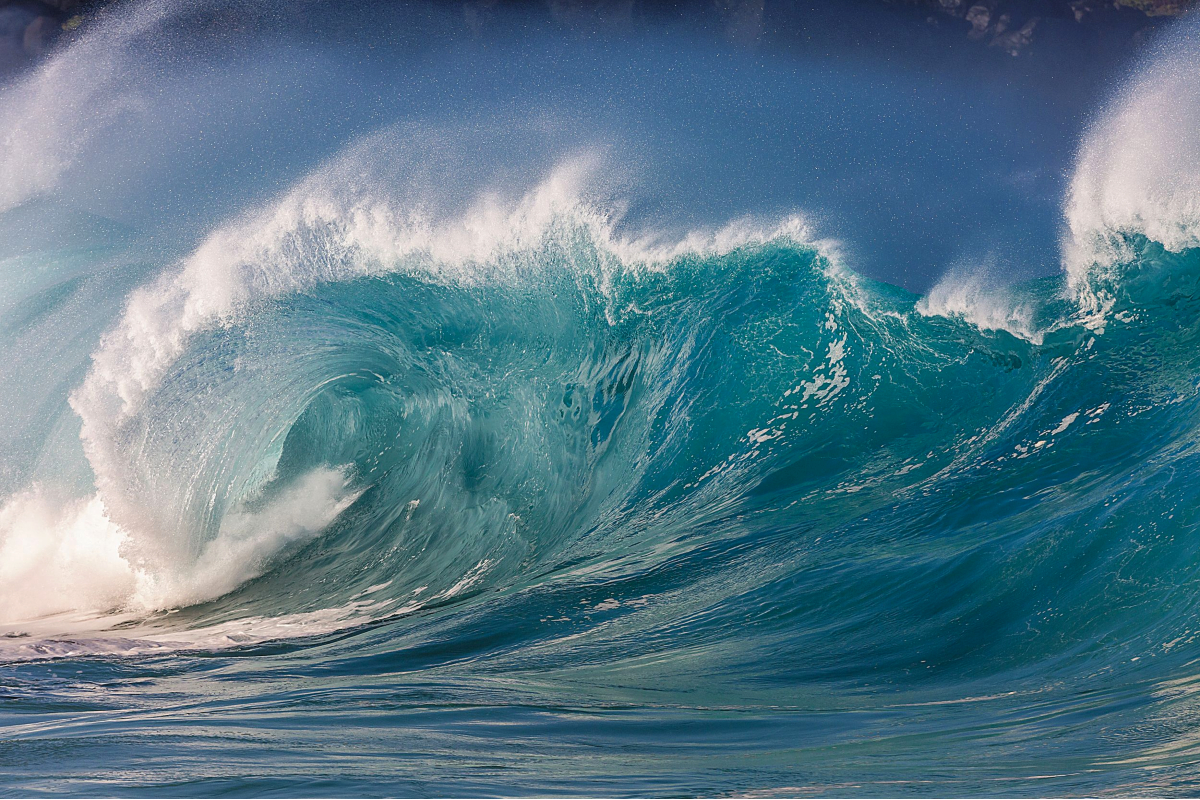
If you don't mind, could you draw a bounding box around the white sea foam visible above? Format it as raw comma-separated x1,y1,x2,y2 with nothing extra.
133,466,361,610
0,596,411,663
916,268,1042,343
1064,17,1200,307
0,466,357,626
0,488,134,621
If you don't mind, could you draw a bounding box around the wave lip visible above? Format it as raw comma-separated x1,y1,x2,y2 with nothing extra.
916,267,1045,343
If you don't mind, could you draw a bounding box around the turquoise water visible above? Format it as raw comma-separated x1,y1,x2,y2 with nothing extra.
7,1,1200,796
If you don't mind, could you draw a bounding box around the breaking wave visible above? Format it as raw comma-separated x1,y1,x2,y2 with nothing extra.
8,1,1200,795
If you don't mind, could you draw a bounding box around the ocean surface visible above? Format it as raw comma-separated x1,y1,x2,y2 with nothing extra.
6,0,1200,795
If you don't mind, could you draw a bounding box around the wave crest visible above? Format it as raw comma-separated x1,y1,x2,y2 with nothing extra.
1064,17,1200,312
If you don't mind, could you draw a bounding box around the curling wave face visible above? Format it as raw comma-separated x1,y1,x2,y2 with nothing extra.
9,0,1200,795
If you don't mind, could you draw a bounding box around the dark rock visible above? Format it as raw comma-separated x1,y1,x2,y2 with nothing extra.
1116,0,1190,13
991,15,1037,55
965,3,992,38
883,0,1192,53
0,0,1194,81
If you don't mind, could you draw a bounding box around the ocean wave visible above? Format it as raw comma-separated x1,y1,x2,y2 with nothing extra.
1064,14,1200,321
10,2,1200,792
2,134,835,632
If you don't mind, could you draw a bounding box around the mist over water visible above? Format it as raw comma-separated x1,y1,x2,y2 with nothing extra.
5,0,1200,795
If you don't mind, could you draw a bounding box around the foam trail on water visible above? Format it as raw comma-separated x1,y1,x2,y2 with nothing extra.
0,596,407,661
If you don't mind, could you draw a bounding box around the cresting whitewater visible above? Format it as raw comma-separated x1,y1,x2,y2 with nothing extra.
6,0,1200,796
